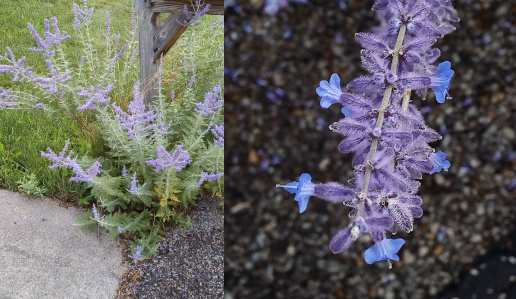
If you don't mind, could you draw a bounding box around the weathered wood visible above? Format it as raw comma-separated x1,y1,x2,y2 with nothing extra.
153,12,188,62
150,0,224,14
139,0,223,106
151,0,224,6
138,0,162,106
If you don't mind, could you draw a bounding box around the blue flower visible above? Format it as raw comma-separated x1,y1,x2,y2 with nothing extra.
341,107,354,117
429,151,451,174
277,173,315,213
364,238,405,265
316,73,343,108
430,61,454,104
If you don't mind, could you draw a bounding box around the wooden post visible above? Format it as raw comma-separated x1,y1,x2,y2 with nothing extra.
138,0,159,106
138,0,224,106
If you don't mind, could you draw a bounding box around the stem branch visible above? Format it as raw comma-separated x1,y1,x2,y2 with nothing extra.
401,88,411,111
357,24,407,215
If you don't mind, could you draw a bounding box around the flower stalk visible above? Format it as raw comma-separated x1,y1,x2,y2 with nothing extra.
358,24,407,217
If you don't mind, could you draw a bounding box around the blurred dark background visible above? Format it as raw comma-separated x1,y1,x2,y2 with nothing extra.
224,0,516,298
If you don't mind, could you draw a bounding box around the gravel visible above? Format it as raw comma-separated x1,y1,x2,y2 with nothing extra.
116,196,224,298
225,0,516,298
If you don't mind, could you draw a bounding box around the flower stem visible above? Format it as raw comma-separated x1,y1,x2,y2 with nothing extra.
357,24,407,215
401,88,411,111
71,110,102,143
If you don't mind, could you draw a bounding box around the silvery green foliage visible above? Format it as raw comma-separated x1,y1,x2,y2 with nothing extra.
16,173,48,199
0,0,224,260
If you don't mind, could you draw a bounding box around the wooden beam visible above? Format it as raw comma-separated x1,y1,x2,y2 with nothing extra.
139,0,223,107
150,0,224,15
138,0,162,106
152,12,188,61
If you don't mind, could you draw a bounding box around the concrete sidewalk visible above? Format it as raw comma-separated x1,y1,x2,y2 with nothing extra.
0,189,127,299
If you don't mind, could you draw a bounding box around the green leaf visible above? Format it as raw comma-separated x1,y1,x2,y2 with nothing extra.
73,211,97,232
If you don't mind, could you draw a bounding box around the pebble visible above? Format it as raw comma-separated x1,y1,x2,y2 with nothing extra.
471,234,482,243
403,250,416,265
503,127,515,140
419,246,430,257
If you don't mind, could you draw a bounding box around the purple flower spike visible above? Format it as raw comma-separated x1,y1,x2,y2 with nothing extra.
197,172,224,186
429,151,451,174
132,245,142,262
277,173,315,213
316,73,343,108
195,86,223,116
0,48,35,82
146,145,191,173
189,76,195,87
177,2,211,26
430,61,454,104
212,123,224,147
117,226,123,234
27,17,70,56
112,44,128,64
70,160,101,184
170,145,191,171
105,11,111,35
112,82,157,139
41,140,101,184
76,84,113,112
364,238,405,265
128,172,139,194
92,204,100,221
146,146,172,173
32,60,71,94
0,87,18,110
73,1,94,30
